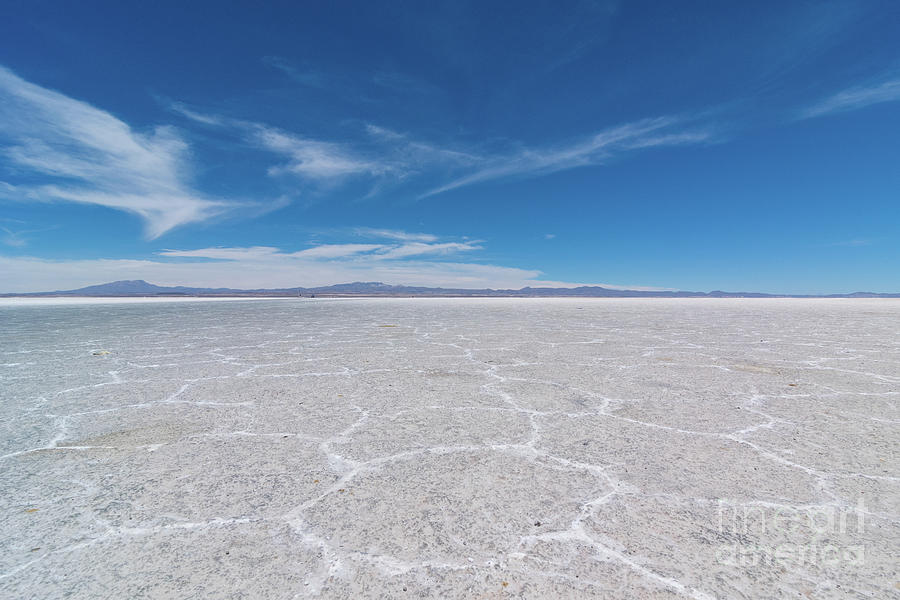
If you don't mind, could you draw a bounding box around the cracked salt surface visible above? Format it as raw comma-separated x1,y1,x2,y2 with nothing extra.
1,297,898,599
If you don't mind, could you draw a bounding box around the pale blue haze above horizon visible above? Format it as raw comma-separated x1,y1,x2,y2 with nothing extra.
1,0,898,294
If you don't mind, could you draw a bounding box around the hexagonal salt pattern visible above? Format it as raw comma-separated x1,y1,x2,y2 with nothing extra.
1,298,897,599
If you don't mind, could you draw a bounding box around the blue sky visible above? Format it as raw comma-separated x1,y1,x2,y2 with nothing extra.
1,0,898,293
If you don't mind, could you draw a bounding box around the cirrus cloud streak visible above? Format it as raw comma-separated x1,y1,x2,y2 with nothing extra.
0,66,230,239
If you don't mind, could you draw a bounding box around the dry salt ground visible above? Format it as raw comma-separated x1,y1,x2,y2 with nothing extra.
1,297,897,599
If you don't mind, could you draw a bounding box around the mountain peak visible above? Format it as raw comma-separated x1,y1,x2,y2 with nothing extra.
63,280,168,294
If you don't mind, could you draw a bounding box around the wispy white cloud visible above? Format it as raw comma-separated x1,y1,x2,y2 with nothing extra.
255,123,479,190
159,238,481,262
0,227,28,247
255,127,388,180
161,244,384,260
0,223,56,247
262,56,328,89
263,56,444,99
802,78,900,119
375,241,481,259
544,233,556,240
420,117,712,198
159,246,281,260
171,97,710,201
0,66,231,238
353,227,438,242
167,101,225,126
289,243,385,259
171,105,398,183
363,125,480,171
254,114,709,200
175,104,478,185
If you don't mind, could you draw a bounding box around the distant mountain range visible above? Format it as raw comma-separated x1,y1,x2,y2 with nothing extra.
3,279,900,298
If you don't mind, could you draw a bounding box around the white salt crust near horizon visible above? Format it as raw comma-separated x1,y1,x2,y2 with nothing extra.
1,298,897,599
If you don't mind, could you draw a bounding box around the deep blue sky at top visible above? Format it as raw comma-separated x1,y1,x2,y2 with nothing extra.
0,0,898,293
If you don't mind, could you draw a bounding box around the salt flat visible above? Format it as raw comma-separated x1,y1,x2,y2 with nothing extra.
1,298,897,599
